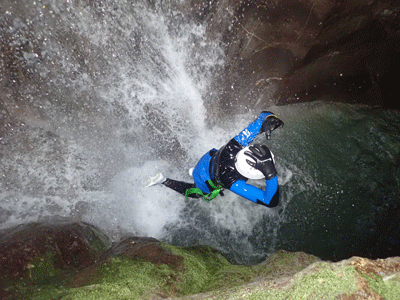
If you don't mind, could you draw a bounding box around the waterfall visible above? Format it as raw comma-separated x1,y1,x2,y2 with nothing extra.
1,0,399,264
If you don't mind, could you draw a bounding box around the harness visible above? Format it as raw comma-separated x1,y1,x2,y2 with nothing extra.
184,139,244,201
184,180,224,201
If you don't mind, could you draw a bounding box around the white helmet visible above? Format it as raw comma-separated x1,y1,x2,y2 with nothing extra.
234,146,275,180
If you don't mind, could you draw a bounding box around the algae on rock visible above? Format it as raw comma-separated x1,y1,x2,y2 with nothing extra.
2,222,400,300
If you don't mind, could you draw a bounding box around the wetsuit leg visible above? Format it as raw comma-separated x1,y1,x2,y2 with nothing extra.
162,179,202,198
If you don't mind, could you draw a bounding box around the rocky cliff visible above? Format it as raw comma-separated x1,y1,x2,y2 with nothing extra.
1,222,400,299
194,0,400,112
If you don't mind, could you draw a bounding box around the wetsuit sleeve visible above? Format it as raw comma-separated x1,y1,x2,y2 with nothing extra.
229,176,279,207
233,112,274,146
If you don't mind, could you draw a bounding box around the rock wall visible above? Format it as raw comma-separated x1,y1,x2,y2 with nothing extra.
184,0,400,113
276,0,400,109
193,0,335,117
1,222,400,299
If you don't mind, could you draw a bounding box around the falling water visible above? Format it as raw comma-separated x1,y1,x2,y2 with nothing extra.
1,1,399,265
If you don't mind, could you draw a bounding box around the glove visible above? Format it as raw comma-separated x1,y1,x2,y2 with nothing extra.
244,145,277,180
260,113,284,140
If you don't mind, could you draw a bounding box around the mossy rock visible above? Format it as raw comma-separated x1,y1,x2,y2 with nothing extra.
0,221,111,298
2,222,400,300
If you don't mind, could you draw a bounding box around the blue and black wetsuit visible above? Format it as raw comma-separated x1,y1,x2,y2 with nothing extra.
163,112,280,207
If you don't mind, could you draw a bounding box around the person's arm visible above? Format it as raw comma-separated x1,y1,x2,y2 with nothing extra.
230,177,279,207
232,145,279,207
234,111,284,146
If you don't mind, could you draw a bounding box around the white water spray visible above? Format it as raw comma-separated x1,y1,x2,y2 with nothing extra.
0,1,275,262
2,0,400,264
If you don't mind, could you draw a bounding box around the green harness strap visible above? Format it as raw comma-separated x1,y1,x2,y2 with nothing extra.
185,180,223,201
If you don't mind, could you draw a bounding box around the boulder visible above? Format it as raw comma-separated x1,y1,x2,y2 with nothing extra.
2,222,400,299
0,221,110,281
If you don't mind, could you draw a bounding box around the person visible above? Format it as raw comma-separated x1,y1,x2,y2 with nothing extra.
145,111,284,207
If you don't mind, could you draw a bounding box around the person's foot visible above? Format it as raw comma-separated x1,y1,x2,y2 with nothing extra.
188,167,194,177
144,173,166,187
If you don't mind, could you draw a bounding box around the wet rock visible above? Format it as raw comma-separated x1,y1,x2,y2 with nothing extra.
1,222,400,299
0,208,12,224
107,236,184,269
200,0,331,117
182,0,400,113
275,0,400,109
0,221,110,281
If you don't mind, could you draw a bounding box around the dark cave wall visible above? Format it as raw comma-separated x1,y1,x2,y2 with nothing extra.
276,0,400,109
187,0,400,112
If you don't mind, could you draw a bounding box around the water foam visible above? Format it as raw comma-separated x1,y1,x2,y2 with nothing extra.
2,1,400,265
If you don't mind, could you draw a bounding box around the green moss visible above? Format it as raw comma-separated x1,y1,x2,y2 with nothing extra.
61,256,178,299
3,251,72,299
164,244,232,294
62,245,234,300
286,264,358,299
208,265,256,291
164,246,322,297
264,251,320,271
58,245,231,299
28,252,59,281
360,272,400,299
5,255,178,300
4,245,355,300
232,262,358,300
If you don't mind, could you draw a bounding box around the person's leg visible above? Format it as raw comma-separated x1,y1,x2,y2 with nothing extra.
162,179,201,198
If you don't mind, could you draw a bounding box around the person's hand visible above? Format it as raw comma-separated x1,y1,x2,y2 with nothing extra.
244,145,277,180
261,114,284,139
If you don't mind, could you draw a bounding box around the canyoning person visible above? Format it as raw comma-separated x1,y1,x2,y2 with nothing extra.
145,111,284,207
